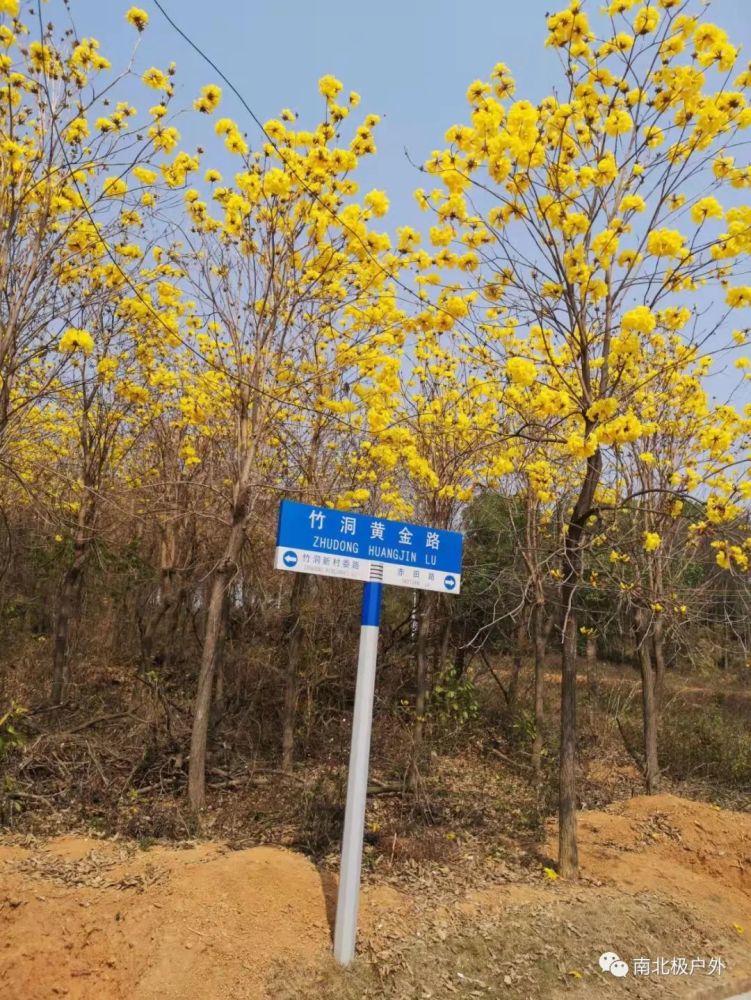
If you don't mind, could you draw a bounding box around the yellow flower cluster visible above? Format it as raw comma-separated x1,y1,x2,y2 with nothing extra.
59,328,94,355
194,84,222,115
125,7,148,31
507,357,536,387
643,532,661,553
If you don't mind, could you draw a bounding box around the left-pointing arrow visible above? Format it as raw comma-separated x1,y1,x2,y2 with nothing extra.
283,551,298,567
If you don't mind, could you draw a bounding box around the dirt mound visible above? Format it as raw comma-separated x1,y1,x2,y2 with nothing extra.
0,838,330,1000
2,794,751,999
570,793,751,926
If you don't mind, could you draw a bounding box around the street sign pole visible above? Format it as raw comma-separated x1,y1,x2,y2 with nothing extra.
274,500,463,965
333,581,382,967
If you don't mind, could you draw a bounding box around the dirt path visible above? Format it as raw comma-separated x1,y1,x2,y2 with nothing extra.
1,794,750,999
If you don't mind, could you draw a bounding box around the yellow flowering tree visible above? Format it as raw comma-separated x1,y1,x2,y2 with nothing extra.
168,78,399,810
46,236,180,701
420,0,751,874
0,5,174,454
594,334,750,792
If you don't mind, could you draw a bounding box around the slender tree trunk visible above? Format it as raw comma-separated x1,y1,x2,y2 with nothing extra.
50,509,92,703
188,490,248,812
433,599,453,680
281,572,308,771
508,611,526,723
453,618,467,680
585,634,597,729
0,386,10,440
140,523,191,672
653,616,666,710
652,559,666,709
636,609,660,794
558,448,602,878
531,602,549,779
164,580,189,667
140,549,178,670
453,644,465,679
213,609,227,716
408,590,433,790
559,568,580,877
50,555,86,703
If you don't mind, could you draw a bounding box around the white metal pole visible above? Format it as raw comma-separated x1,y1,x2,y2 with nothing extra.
333,581,382,966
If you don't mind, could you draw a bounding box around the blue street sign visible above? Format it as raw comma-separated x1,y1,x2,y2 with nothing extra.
274,500,463,593
274,498,463,966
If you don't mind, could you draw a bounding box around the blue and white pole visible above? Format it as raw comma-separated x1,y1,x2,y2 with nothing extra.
333,581,383,966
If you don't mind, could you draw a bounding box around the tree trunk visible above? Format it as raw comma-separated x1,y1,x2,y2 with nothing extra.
558,448,601,878
433,598,453,680
652,558,666,709
507,612,526,724
652,616,666,710
559,570,579,877
636,610,660,794
140,521,182,670
408,590,433,790
188,491,247,812
213,615,227,716
281,572,308,771
531,602,550,779
50,513,92,703
50,557,85,703
585,635,597,729
453,642,466,680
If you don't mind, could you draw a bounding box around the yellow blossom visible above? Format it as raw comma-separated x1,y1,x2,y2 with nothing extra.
142,67,169,91
691,196,723,224
634,6,660,34
643,532,661,553
364,189,389,217
102,176,128,198
319,74,343,100
726,287,751,308
59,328,94,354
194,84,222,114
647,228,686,258
125,7,148,31
506,357,536,387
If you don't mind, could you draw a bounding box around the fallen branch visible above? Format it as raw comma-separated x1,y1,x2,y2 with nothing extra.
367,783,403,796
487,746,532,773
63,713,133,736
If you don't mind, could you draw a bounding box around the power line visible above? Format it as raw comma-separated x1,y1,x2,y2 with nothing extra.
30,8,389,432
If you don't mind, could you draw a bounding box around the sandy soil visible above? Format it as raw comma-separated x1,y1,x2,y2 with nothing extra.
0,840,331,1000
572,793,751,928
1,793,750,999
